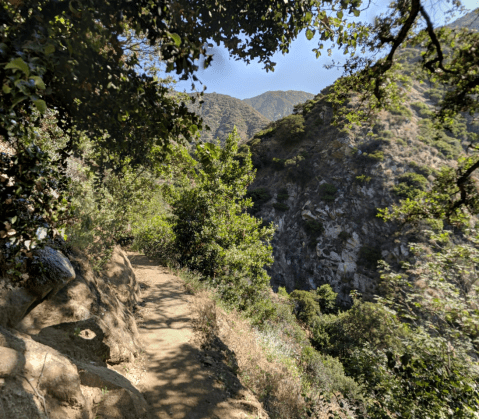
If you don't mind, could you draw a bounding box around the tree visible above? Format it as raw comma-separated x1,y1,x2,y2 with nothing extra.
0,0,363,265
171,128,275,309
318,1,479,222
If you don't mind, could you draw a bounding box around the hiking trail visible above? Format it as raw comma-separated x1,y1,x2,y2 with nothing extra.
127,252,265,419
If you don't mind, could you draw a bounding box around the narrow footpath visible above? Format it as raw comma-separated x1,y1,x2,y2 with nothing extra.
127,252,264,419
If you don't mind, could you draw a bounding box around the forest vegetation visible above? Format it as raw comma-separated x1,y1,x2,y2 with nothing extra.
1,0,479,418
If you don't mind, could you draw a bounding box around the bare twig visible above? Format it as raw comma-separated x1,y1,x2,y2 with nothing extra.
18,374,49,419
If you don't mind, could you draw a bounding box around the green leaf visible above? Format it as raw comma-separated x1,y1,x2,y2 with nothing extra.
5,57,30,77
44,44,55,55
11,95,28,108
168,32,181,47
31,76,46,90
353,9,360,17
306,29,314,41
337,11,343,19
33,99,47,114
2,84,11,94
190,124,198,135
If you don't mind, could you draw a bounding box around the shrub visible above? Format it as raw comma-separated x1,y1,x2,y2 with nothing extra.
1,145,73,278
287,159,315,188
272,157,286,170
301,347,363,400
361,150,384,162
171,128,275,309
397,172,428,189
319,183,337,201
355,174,371,183
275,114,306,143
357,245,381,270
277,286,289,297
393,172,428,199
338,231,351,241
246,187,272,214
304,219,324,237
316,284,339,314
133,213,176,264
411,101,433,118
388,104,413,118
290,290,321,325
277,187,289,202
273,202,289,211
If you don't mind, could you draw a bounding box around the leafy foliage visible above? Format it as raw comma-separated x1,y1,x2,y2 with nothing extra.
357,245,381,270
246,187,272,214
318,183,337,201
0,146,72,276
170,129,275,309
275,114,306,144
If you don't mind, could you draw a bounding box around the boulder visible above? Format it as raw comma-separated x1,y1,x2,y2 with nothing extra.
301,210,317,221
18,246,142,364
0,247,76,328
0,314,148,419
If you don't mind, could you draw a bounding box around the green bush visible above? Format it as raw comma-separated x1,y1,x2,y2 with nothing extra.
170,128,275,309
246,187,272,214
393,172,428,199
287,159,315,188
273,202,289,211
388,104,413,118
355,174,371,183
319,183,337,201
361,150,384,162
277,187,289,202
304,219,324,237
397,172,428,189
425,88,444,103
133,213,176,264
290,290,321,325
272,157,286,170
277,286,289,297
411,101,433,118
0,145,73,278
275,114,306,143
315,284,338,314
300,346,363,400
357,245,381,270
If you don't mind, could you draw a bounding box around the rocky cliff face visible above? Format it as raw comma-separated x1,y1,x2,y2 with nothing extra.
247,76,476,304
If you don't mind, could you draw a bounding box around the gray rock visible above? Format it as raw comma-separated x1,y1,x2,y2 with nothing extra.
35,246,75,283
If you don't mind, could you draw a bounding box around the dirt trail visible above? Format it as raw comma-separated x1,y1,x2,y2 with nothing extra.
127,252,263,419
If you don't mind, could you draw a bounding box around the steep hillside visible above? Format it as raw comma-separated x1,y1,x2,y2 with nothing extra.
243,90,315,121
246,64,477,304
188,93,271,143
448,7,479,30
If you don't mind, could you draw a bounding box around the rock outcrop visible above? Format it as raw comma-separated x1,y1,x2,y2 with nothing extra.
247,79,475,304
0,245,149,418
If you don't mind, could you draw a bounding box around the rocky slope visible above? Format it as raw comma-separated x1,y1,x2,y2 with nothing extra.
246,62,477,304
0,245,148,418
243,90,315,121
188,92,271,143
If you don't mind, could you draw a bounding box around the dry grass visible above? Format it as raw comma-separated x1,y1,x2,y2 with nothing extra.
188,286,355,419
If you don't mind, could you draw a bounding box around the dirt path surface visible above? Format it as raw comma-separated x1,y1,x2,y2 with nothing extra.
127,252,264,419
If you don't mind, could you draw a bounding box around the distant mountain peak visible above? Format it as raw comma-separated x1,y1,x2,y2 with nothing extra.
243,90,315,121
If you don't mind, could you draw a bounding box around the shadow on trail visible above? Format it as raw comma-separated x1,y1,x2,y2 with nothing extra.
129,253,253,419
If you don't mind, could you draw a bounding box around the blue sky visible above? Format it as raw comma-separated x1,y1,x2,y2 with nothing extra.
172,0,479,100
